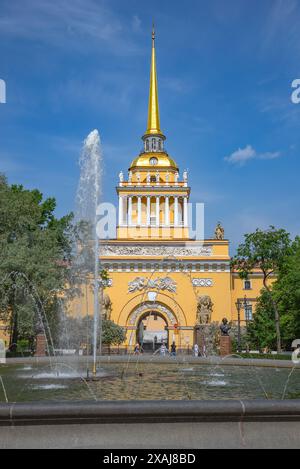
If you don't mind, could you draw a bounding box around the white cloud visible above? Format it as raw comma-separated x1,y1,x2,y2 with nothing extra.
224,145,281,166
0,0,142,56
260,0,300,56
132,15,142,33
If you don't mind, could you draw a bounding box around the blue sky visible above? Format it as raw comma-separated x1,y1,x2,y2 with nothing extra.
0,0,300,251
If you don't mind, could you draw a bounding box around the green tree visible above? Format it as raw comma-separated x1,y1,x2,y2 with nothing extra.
274,236,300,343
0,175,73,349
232,226,291,352
102,320,126,349
246,290,277,350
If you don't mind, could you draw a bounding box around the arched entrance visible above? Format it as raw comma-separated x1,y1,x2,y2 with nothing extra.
137,311,168,352
126,300,179,352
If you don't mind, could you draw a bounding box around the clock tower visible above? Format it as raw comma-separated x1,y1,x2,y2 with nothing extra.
117,26,190,240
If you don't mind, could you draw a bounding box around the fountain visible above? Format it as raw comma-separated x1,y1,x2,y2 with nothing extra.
0,340,5,364
74,129,103,377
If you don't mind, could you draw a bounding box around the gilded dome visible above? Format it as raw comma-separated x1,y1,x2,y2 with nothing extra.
129,152,178,170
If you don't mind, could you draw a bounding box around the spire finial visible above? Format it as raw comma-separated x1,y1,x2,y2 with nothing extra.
145,25,163,136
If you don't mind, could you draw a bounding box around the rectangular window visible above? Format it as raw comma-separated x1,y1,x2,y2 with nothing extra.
245,305,253,321
244,280,252,290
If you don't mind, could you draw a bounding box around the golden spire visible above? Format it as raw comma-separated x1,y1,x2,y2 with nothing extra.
145,24,163,136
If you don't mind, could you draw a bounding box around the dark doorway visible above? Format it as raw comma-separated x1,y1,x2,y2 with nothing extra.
136,312,168,352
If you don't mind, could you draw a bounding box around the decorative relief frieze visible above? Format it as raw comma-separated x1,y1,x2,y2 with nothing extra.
192,278,213,287
129,302,176,325
101,244,212,257
128,276,177,293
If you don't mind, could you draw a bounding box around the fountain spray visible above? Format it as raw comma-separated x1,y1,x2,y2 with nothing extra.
75,130,103,377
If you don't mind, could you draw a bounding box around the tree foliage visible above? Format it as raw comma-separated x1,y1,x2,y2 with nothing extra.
232,226,291,352
246,290,277,350
0,176,73,347
102,320,126,346
274,236,300,344
59,316,125,351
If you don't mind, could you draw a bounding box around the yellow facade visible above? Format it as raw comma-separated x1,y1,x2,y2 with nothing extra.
0,322,9,347
75,29,267,351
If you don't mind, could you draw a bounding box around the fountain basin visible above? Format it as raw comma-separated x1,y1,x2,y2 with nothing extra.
1,399,300,449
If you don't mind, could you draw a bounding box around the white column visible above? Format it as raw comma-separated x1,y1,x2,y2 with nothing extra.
165,196,169,226
128,196,132,226
146,196,151,226
156,196,160,227
184,196,188,227
137,196,142,226
118,195,123,226
174,197,179,226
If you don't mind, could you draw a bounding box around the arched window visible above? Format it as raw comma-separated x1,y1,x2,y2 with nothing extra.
152,138,156,151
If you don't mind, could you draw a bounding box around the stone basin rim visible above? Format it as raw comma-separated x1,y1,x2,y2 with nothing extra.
1,399,300,426
2,355,299,369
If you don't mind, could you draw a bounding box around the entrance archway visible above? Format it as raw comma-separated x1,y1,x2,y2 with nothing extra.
137,311,168,352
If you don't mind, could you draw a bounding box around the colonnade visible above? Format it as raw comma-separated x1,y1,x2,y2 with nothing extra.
118,195,188,227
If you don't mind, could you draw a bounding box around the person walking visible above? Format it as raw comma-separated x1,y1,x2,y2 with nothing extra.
170,341,176,357
193,343,199,357
134,343,140,355
160,343,167,356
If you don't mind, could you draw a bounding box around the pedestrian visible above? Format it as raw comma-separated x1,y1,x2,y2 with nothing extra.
193,343,199,357
160,343,167,356
134,343,140,355
170,341,176,357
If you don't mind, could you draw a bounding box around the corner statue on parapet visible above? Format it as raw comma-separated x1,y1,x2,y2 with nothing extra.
215,222,225,240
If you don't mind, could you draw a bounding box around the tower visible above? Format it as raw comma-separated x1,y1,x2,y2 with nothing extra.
117,27,190,240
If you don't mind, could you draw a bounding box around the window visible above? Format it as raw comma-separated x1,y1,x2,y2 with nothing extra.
244,280,252,290
150,157,158,166
245,305,253,321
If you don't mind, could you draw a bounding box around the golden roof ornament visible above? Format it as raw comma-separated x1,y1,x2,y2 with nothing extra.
145,24,163,137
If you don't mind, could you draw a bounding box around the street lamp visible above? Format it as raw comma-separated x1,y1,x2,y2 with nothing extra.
235,295,249,353
235,298,242,353
243,295,249,322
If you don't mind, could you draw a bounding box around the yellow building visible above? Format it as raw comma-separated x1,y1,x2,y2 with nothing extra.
0,29,266,352
86,28,266,352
